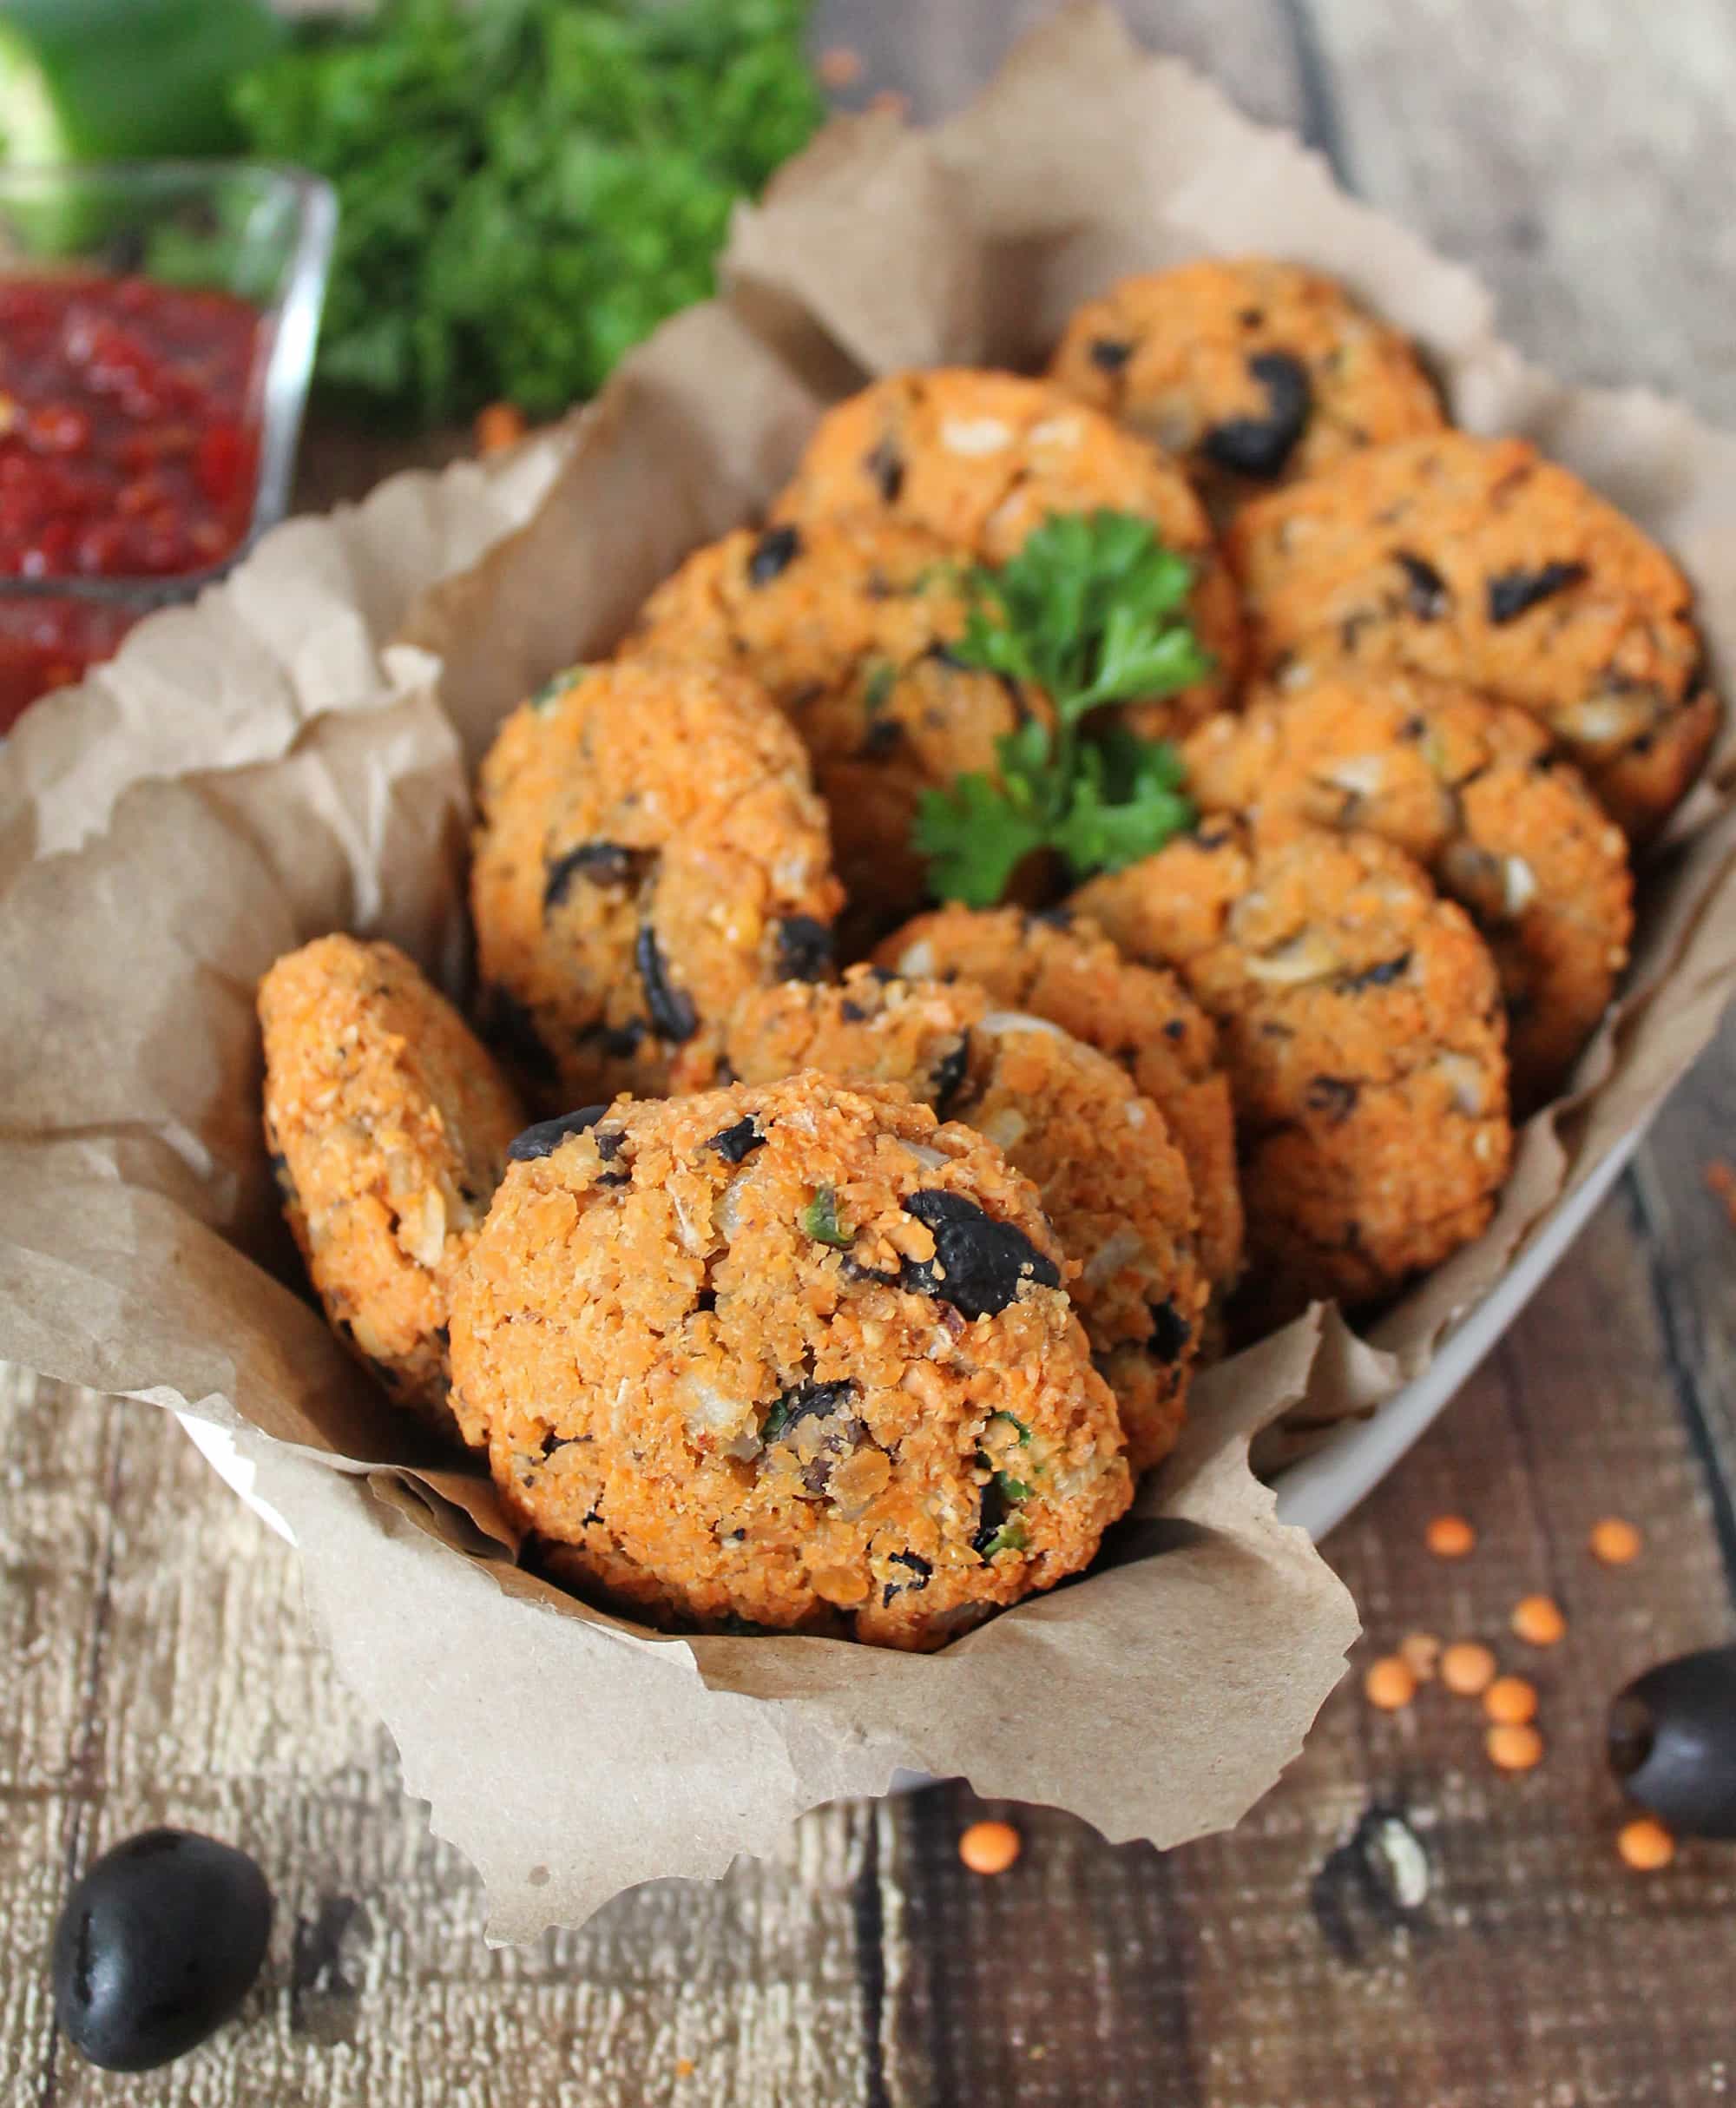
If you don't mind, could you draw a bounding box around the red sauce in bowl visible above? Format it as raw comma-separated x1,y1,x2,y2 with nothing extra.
0,274,265,733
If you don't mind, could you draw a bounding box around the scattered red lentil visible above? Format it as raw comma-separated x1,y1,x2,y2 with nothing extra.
1440,1641,1498,1696
817,43,865,87
868,88,911,118
1589,1517,1642,1566
1617,1817,1676,1871
1486,1722,1545,1772
1399,1630,1442,1682
1364,1656,1419,1710
474,401,528,456
1483,1676,1539,1726
674,2059,696,2080
959,1820,1023,1875
1425,1513,1477,1559
1511,1595,1568,1647
1705,1158,1736,1228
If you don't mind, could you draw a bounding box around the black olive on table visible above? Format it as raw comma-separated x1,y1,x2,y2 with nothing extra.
1608,1644,1736,1840
51,1828,273,2072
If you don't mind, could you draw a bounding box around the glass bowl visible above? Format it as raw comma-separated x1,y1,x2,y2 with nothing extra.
0,161,337,716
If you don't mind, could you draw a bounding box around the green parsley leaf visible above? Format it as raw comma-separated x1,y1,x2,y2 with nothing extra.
989,1411,1032,1445
232,0,824,425
913,767,1048,911
1049,727,1195,878
918,511,1203,906
799,1183,852,1248
530,664,583,712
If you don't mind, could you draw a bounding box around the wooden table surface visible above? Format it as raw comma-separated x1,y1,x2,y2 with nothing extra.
7,3,1736,2103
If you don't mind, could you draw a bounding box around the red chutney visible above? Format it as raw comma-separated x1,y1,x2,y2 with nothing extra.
0,273,265,733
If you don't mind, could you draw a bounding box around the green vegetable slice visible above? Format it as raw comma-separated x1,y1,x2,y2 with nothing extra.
979,1519,1029,1559
800,1185,852,1248
0,0,281,168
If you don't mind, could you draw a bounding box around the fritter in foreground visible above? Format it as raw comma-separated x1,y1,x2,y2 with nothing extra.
450,1073,1132,1649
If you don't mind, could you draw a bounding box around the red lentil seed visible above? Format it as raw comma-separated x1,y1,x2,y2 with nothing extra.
959,1821,1023,1874
1511,1595,1568,1647
1486,1722,1545,1772
1617,1817,1676,1871
1364,1656,1419,1711
1399,1631,1442,1681
1483,1676,1539,1725
1440,1642,1498,1696
1425,1513,1477,1558
1589,1517,1643,1565
817,44,865,87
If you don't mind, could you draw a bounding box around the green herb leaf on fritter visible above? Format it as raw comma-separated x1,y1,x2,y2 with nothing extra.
915,511,1205,906
800,1183,852,1248
979,1518,1029,1559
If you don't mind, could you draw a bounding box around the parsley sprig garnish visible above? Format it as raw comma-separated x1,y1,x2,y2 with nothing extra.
913,511,1207,908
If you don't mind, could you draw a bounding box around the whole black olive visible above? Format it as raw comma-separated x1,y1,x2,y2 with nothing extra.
52,1829,273,2072
1608,1644,1736,1839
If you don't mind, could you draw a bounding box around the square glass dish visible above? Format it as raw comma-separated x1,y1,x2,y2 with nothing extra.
0,161,336,727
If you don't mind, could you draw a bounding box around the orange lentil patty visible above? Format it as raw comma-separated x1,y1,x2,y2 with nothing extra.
1183,667,1633,1108
1073,818,1512,1322
450,1072,1132,1649
621,515,1044,945
1227,431,1719,841
470,658,843,1109
1050,256,1444,512
714,969,1207,1472
875,902,1243,1303
259,935,525,1439
772,367,1243,735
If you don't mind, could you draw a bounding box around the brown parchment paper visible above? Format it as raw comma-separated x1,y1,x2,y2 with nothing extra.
2,3,1734,1937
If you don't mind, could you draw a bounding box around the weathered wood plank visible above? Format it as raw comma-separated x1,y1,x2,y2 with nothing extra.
1626,1018,1736,1581
878,1200,1736,2108
810,0,1312,132
1311,0,1736,424
0,1380,881,2108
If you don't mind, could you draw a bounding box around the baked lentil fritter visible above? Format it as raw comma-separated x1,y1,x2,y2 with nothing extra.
1073,819,1513,1323
1050,257,1445,511
1227,431,1719,841
259,935,525,1439
621,515,1045,942
1183,667,1634,1107
470,658,844,1108
716,969,1207,1472
450,1072,1132,1648
876,903,1243,1303
772,367,1244,734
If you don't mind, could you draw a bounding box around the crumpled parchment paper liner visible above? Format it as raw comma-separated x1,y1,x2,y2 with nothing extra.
2,3,1733,1935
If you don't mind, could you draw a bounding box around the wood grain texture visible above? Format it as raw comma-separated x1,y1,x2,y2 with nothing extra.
8,3,1736,2104
1311,0,1736,423
810,0,1312,132
877,1200,1736,2108
2,1370,881,2108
